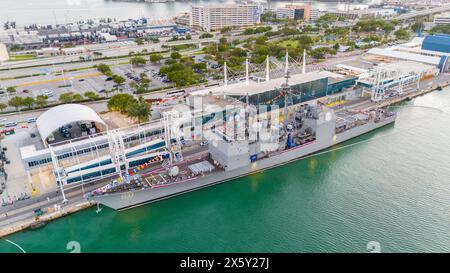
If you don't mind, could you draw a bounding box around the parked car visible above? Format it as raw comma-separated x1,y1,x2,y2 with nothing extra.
4,122,17,128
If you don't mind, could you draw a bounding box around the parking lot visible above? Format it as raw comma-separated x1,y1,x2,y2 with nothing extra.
0,51,226,114
0,61,174,109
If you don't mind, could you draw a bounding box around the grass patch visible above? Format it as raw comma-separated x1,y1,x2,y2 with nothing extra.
8,54,37,61
277,39,299,48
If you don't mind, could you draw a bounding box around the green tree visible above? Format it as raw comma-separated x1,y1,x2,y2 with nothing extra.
59,92,75,104
6,86,16,93
394,28,410,40
221,26,232,34
10,44,20,51
135,37,144,45
22,96,35,109
84,91,98,100
72,93,84,102
165,58,177,65
126,97,151,123
411,21,424,33
8,96,23,111
129,81,138,90
199,33,214,39
130,56,147,67
96,63,111,75
317,14,338,23
167,68,199,87
255,35,268,45
35,95,49,108
430,24,450,34
170,52,182,59
140,73,151,86
112,74,126,86
149,53,164,63
107,93,136,113
135,85,148,94
281,27,299,37
193,62,207,72
0,103,7,112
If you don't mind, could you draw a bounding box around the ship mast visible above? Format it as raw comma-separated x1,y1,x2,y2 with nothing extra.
282,71,291,128
283,51,291,128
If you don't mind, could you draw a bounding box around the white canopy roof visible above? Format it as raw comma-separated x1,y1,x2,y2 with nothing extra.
367,48,441,65
36,104,106,142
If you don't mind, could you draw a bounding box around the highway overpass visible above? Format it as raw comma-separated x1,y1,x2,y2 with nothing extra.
395,4,450,20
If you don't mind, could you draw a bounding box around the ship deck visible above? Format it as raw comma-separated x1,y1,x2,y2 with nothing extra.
89,153,225,196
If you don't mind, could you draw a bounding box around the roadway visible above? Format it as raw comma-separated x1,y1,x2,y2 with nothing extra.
395,4,450,20
0,40,167,71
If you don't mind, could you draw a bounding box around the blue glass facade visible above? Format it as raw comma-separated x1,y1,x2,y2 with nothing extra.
231,77,356,107
66,167,117,184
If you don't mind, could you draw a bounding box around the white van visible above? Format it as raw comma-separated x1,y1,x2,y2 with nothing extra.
27,117,37,123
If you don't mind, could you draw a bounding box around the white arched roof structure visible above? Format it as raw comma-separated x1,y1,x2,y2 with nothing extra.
36,104,106,143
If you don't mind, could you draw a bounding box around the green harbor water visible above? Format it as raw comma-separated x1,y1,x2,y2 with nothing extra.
1,88,450,253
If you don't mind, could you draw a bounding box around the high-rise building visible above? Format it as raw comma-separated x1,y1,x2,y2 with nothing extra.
190,4,263,32
276,5,312,21
310,9,319,22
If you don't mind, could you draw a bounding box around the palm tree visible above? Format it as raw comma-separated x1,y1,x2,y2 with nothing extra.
126,97,151,123
0,103,7,112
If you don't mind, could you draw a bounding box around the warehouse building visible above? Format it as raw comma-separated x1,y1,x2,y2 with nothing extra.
421,34,450,54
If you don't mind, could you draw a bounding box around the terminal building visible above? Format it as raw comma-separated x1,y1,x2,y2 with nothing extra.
191,70,357,108
367,35,450,73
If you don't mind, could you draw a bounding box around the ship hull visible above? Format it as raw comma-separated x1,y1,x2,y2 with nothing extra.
91,116,396,210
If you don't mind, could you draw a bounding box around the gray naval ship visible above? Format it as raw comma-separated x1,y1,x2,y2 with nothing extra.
87,97,397,211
